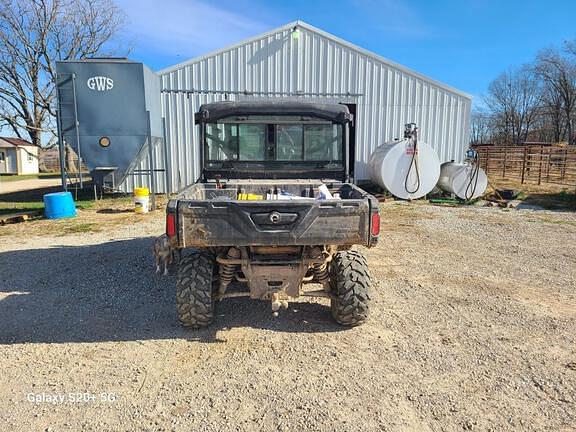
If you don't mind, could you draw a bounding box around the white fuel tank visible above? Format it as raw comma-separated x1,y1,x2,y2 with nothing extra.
369,139,441,200
437,162,488,200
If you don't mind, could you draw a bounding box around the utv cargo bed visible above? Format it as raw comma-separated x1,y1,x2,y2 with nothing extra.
169,180,379,248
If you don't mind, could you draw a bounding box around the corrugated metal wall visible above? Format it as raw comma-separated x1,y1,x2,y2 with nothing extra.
122,22,471,193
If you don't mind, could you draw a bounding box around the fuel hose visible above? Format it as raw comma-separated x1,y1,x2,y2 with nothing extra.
404,135,421,194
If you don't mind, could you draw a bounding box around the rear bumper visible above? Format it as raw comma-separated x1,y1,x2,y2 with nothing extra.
168,197,379,248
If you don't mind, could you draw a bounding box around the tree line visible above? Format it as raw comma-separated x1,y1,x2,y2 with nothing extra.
471,41,576,146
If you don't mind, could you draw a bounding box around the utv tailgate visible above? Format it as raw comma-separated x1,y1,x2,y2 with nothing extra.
174,199,372,247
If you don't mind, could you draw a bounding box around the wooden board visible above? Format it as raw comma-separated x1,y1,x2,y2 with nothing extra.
0,210,43,225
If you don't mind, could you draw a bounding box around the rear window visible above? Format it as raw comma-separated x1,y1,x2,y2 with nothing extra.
205,121,343,165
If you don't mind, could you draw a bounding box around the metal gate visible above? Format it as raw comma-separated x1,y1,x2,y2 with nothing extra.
474,145,576,188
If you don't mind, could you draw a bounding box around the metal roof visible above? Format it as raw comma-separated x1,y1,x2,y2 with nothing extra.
158,20,471,100
0,137,37,147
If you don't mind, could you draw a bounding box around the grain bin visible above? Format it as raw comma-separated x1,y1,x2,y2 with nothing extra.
55,58,164,191
369,124,440,200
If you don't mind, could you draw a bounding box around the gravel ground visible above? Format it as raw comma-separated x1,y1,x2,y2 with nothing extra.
0,202,575,431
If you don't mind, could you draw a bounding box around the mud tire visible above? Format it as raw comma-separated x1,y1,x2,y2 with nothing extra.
176,252,217,328
329,250,371,326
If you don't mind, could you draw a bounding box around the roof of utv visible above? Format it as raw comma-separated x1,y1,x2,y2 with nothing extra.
196,100,353,123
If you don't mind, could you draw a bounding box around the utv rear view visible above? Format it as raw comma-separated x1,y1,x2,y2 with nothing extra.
165,101,380,327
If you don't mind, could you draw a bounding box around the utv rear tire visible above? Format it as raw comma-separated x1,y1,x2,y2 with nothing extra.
176,252,217,328
329,250,371,326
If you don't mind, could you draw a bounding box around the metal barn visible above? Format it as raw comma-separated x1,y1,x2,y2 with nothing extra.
123,20,471,193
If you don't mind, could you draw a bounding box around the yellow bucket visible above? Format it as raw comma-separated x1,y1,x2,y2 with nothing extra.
134,187,150,213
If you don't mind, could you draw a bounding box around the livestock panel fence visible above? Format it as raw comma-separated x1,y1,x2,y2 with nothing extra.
473,145,576,188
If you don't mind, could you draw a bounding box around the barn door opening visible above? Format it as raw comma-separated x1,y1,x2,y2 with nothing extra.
342,103,356,180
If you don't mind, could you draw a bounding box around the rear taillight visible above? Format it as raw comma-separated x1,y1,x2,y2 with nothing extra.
166,213,176,237
371,212,380,236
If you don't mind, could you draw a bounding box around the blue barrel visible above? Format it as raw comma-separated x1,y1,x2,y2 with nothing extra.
43,192,77,219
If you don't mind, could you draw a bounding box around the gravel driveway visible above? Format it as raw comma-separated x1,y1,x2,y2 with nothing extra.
0,177,63,194
0,203,575,431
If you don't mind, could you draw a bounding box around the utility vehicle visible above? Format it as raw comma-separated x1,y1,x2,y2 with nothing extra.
165,101,380,327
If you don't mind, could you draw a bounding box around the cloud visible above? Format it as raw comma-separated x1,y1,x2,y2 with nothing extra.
113,0,434,71
116,0,272,60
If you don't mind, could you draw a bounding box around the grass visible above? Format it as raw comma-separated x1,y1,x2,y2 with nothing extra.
0,178,101,216
55,222,102,235
0,201,44,214
0,178,165,237
1,217,108,237
524,189,576,211
487,177,576,211
0,199,93,216
0,194,152,237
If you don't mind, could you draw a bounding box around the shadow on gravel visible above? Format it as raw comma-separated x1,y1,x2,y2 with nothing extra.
0,183,73,201
0,238,344,345
522,192,576,211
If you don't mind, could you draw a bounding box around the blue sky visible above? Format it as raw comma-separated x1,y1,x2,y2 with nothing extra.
117,0,576,105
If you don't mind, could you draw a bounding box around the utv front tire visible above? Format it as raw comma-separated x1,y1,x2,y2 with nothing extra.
329,250,371,326
176,252,216,328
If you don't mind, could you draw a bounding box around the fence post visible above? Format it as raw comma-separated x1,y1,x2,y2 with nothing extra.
538,146,544,185
520,146,527,184
546,148,551,183
562,148,567,179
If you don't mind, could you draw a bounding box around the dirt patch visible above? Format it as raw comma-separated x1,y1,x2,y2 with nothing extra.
0,203,575,431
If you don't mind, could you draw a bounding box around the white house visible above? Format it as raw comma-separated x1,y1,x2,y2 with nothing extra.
0,137,40,175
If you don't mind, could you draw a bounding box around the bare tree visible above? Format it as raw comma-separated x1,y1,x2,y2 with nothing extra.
535,46,576,145
470,109,493,145
540,84,566,143
0,0,125,147
484,66,542,145
564,39,576,58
